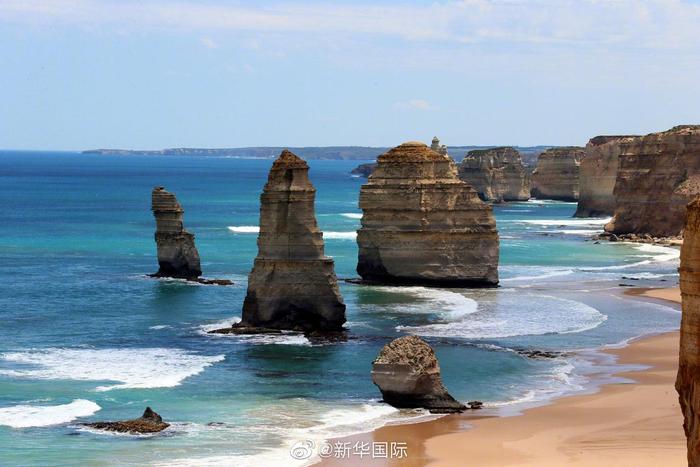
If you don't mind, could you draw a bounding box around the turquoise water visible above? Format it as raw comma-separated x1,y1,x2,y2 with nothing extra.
0,151,681,466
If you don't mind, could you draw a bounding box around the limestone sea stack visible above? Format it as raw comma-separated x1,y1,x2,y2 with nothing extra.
574,136,637,218
151,187,202,279
357,142,499,286
605,125,700,237
235,150,346,332
458,147,530,202
678,197,700,466
372,335,466,413
530,147,585,201
82,407,169,434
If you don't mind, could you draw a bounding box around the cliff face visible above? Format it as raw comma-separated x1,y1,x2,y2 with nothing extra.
239,150,346,332
678,197,700,466
458,147,530,202
151,187,202,279
605,126,700,237
574,136,637,217
530,147,585,201
357,141,499,286
350,163,376,178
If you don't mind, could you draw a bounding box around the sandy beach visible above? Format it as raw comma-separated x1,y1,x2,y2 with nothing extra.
318,287,686,466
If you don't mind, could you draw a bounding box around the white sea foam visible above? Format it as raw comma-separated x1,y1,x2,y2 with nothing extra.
323,231,357,240
0,399,101,428
518,217,612,227
198,318,312,345
198,316,242,333
340,213,363,219
227,226,259,233
631,243,681,262
541,229,602,236
370,286,478,321
398,294,606,339
501,268,575,282
149,325,172,330
0,348,225,391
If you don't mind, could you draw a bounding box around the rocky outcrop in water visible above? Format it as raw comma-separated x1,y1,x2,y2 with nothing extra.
350,163,377,178
605,126,700,237
372,335,466,413
530,147,585,201
574,136,637,217
151,187,202,279
83,407,169,434
678,197,700,466
213,150,346,334
357,141,499,286
458,147,530,202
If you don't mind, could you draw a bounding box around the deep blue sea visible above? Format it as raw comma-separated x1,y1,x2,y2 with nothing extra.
0,151,681,466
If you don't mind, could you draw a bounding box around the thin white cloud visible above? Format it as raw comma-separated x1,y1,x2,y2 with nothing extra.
394,99,436,111
200,36,217,49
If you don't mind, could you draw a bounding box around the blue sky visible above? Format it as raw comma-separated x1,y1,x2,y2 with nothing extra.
1,0,699,150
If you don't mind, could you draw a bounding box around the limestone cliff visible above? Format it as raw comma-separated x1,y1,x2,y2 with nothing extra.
678,197,700,466
151,187,202,279
458,147,530,202
574,136,637,217
530,147,585,201
372,335,465,413
357,141,499,286
606,125,700,237
235,150,346,332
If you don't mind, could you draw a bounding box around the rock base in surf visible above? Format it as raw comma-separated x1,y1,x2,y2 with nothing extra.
371,335,466,414
83,407,169,434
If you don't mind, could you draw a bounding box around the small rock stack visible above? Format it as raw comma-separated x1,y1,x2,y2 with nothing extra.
238,150,346,332
357,141,499,286
151,187,202,279
458,147,530,202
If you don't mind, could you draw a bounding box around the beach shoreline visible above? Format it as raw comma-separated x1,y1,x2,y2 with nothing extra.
317,287,685,466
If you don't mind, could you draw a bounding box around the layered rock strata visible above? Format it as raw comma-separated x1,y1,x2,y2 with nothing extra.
151,187,202,279
83,407,169,434
575,136,637,217
605,125,700,237
357,141,499,286
372,335,465,413
214,150,346,334
678,197,700,466
458,147,530,202
530,147,585,201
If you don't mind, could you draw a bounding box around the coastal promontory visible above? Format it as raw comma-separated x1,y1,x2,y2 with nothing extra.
530,147,585,201
356,141,499,286
458,147,530,202
605,125,700,237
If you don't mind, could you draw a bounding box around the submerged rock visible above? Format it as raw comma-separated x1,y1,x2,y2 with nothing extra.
215,150,346,334
458,147,530,202
531,147,585,201
357,141,499,286
83,407,169,434
574,136,638,218
371,335,466,413
606,125,700,237
677,197,700,466
151,187,202,279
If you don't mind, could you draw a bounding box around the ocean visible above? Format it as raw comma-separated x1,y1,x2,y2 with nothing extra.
0,151,681,466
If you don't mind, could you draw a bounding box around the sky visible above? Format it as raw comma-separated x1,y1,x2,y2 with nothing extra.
1,0,699,150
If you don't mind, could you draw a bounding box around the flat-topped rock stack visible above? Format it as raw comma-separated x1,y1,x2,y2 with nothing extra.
151,187,202,279
213,150,346,334
574,136,638,218
530,147,585,201
605,125,700,237
458,147,530,202
356,141,499,286
678,197,700,466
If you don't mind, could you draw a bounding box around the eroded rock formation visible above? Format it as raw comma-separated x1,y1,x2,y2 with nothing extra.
530,147,585,201
574,136,637,217
372,335,466,413
215,150,346,334
430,136,448,156
151,187,202,279
605,126,700,237
678,197,700,465
350,163,377,178
83,407,169,434
357,142,499,286
458,147,530,202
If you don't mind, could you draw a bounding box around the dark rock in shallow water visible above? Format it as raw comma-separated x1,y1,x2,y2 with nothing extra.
151,187,202,280
83,407,169,434
467,400,484,410
350,163,377,178
371,335,466,414
208,326,283,335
